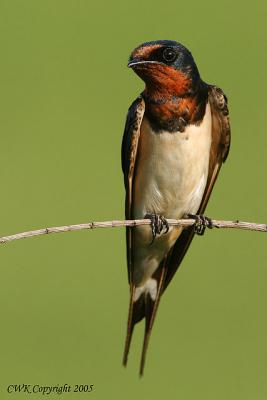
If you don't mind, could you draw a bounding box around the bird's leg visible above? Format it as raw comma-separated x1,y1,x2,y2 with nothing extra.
144,213,169,245
187,214,213,236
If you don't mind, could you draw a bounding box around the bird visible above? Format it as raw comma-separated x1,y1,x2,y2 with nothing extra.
121,40,231,375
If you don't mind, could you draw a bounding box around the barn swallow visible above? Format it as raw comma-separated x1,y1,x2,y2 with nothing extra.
121,40,231,375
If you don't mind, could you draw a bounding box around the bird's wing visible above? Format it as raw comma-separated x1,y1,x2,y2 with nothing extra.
122,96,170,375
163,85,231,290
121,95,145,282
122,96,149,371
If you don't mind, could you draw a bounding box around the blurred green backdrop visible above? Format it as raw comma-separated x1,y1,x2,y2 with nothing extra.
0,0,266,399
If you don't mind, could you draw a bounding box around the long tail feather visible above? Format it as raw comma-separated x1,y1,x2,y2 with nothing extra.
123,284,145,367
123,257,168,375
139,263,167,376
122,286,134,367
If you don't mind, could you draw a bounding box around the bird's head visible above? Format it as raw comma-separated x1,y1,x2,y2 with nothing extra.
128,40,200,98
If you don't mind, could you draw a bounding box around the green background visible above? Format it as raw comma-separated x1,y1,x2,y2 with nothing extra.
0,0,266,399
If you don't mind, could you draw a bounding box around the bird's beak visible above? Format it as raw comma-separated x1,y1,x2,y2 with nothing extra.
127,59,159,68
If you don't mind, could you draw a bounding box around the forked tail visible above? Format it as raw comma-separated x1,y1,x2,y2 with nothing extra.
123,263,167,376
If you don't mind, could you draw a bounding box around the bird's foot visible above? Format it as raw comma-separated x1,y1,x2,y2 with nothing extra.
144,213,169,245
187,214,213,236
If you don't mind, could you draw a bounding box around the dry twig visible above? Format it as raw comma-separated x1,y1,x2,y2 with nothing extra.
0,218,265,245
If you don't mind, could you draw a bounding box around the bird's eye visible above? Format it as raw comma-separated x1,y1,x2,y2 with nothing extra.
162,48,177,62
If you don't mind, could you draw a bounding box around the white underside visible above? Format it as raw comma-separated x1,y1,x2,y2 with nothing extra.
132,102,212,298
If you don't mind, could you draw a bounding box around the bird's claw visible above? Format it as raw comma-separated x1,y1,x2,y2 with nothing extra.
187,214,213,236
144,213,169,245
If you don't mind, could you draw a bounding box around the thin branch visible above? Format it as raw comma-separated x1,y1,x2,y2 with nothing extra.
0,218,265,245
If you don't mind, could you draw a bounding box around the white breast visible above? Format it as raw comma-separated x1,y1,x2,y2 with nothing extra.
133,102,212,220
131,102,212,287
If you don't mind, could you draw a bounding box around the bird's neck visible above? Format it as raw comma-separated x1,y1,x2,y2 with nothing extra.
142,81,209,133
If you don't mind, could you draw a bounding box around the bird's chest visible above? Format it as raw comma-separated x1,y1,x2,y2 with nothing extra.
133,103,212,218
